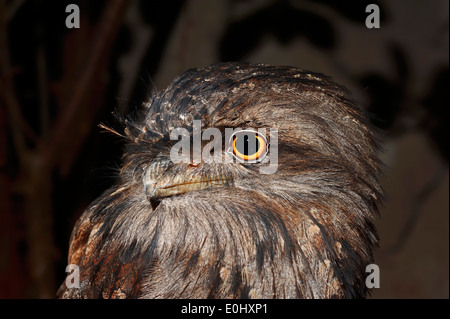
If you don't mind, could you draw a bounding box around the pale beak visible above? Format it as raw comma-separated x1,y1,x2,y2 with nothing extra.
143,161,232,209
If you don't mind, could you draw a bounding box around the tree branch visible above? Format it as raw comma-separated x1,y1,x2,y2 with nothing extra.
0,0,28,164
5,0,24,23
43,0,132,169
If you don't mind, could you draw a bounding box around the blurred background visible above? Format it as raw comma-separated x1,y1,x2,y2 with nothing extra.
0,0,448,298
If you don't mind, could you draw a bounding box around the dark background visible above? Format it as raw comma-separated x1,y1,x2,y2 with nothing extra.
0,0,448,298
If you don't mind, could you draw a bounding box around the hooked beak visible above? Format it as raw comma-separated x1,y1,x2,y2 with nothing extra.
143,161,232,209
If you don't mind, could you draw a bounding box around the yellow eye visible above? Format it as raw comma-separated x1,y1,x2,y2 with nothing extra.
232,131,267,162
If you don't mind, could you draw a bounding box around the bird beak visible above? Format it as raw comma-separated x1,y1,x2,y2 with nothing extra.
143,161,232,208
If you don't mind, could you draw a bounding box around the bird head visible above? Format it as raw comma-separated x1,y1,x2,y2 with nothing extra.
60,62,383,299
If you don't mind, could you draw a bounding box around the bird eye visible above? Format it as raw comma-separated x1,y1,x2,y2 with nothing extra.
231,131,267,162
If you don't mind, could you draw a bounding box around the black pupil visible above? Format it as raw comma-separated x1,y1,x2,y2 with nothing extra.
235,134,259,156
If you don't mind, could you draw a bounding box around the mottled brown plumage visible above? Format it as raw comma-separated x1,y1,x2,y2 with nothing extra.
58,62,383,299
